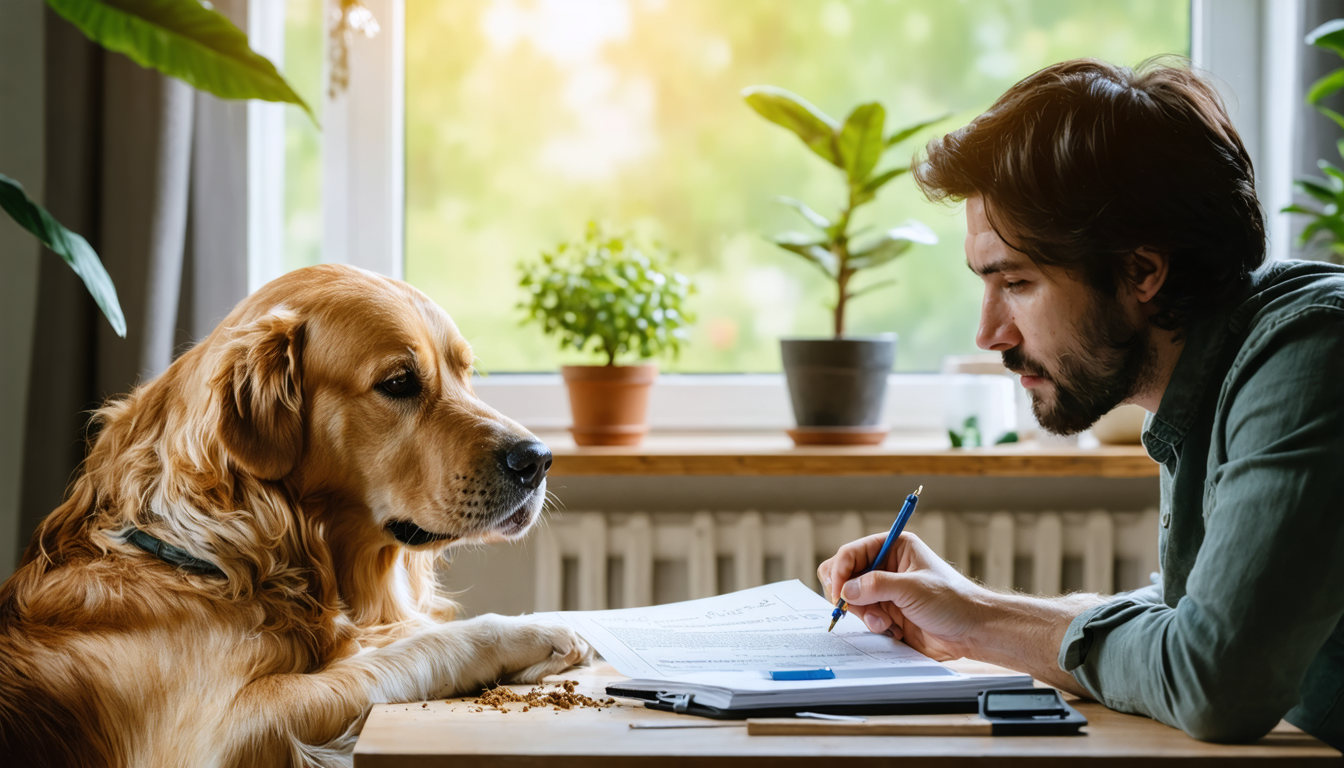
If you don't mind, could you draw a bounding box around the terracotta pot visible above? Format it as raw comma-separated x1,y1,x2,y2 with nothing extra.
561,364,658,446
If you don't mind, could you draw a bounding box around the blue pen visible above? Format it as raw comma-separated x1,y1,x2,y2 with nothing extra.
828,485,922,632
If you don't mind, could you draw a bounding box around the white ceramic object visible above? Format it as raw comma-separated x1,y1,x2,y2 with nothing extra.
1091,403,1149,445
943,374,1018,447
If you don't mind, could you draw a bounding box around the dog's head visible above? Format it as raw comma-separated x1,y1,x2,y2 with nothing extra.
207,264,550,550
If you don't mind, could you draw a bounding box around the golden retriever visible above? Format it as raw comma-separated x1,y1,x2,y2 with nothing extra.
0,264,592,767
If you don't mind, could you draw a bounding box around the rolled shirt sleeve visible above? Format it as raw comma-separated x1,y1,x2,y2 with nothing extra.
1058,304,1344,743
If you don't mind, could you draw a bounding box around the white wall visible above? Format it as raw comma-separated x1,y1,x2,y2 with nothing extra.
0,0,46,576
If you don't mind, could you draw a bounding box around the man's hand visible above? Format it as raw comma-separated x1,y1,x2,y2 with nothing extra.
818,531,1105,696
818,532,989,661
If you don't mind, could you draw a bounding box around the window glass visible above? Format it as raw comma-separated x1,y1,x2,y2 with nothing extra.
401,0,1189,372
283,0,325,275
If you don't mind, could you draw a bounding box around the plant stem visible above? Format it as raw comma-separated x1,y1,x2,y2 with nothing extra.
831,185,858,339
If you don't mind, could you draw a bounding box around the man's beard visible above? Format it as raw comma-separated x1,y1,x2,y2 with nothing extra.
1002,292,1155,436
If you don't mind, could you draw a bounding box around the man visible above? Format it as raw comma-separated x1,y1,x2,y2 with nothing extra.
819,58,1344,747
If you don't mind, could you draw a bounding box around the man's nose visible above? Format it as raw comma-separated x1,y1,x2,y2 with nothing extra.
975,292,1021,352
499,439,553,490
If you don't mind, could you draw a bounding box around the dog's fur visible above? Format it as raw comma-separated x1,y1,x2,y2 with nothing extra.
0,265,591,767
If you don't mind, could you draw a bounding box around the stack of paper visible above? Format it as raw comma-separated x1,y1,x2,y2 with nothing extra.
542,580,1031,711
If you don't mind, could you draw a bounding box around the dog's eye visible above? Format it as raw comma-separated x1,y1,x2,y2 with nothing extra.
376,371,420,399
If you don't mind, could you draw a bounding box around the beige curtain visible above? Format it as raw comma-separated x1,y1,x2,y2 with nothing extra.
18,9,198,559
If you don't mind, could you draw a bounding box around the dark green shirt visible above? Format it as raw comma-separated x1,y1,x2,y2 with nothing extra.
1058,259,1344,747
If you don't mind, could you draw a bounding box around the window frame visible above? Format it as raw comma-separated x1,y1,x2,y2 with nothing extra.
249,0,1292,433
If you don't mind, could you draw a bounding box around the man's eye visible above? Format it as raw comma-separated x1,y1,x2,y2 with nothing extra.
376,372,420,398
1004,279,1028,291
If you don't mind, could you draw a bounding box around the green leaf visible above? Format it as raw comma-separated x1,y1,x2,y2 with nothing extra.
1296,177,1339,204
884,112,952,147
994,431,1019,445
770,232,837,276
1308,19,1344,57
1281,203,1323,215
742,85,840,167
845,277,897,302
1319,106,1344,133
1308,68,1344,105
0,173,126,337
838,102,886,184
1321,160,1344,192
848,221,938,271
861,167,909,197
848,239,911,271
47,0,315,124
773,196,831,232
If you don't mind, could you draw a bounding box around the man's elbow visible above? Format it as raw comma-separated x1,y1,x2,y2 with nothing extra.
1174,700,1282,744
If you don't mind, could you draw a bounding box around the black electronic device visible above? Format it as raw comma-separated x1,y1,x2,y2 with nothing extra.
977,688,1088,735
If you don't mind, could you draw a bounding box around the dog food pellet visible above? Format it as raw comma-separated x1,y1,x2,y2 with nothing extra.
469,680,617,713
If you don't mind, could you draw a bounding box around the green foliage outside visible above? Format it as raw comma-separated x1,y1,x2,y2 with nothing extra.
1283,19,1344,264
518,223,695,366
402,0,1190,373
4,0,308,337
744,86,942,337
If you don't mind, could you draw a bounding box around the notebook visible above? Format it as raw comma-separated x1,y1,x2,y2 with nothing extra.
540,580,1032,714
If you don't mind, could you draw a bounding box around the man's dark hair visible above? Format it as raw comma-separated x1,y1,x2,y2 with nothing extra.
913,57,1265,330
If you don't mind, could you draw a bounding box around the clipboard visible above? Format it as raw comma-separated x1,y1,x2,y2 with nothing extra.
612,686,1087,735
608,685,979,720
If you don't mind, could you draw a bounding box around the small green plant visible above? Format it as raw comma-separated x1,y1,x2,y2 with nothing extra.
518,222,695,367
742,85,944,337
1283,19,1344,264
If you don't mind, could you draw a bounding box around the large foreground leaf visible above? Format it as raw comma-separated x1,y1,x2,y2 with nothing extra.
47,0,314,123
0,173,126,337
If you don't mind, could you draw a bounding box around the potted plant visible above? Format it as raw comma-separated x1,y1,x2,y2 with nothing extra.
1282,18,1344,264
518,222,695,446
742,85,943,444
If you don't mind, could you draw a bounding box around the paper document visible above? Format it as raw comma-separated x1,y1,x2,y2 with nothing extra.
540,580,1033,711
542,579,944,679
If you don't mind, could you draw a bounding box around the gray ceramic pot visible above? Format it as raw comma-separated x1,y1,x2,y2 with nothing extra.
780,335,896,427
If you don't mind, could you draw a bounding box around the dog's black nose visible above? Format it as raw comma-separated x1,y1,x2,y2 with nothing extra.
500,439,552,490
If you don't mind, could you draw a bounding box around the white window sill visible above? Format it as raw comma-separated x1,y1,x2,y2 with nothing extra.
472,372,960,432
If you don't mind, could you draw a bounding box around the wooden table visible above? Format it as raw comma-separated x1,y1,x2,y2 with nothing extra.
538,431,1159,479
353,661,1339,767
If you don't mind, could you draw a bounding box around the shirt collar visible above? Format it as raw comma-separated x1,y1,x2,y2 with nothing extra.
1141,301,1238,465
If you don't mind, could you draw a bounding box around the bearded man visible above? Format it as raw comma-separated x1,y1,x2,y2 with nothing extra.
820,57,1344,748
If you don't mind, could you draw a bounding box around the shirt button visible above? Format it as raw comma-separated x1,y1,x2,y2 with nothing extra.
1161,512,1171,528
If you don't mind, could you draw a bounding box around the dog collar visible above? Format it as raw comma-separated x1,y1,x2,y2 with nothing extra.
124,525,226,578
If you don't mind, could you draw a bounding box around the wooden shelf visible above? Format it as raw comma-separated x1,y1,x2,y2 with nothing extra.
538,431,1158,478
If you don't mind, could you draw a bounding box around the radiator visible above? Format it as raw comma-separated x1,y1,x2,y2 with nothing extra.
532,509,1160,612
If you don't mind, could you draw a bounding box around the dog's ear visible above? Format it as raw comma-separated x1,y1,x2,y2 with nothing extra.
212,310,305,480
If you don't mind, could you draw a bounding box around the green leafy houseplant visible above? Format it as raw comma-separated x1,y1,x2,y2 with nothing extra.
3,0,315,336
1283,19,1344,264
518,222,694,446
742,85,942,337
741,86,944,443
518,222,695,367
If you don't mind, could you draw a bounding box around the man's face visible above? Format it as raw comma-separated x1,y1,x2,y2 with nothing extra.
964,197,1153,435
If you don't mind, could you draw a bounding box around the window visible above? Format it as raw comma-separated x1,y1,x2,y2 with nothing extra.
401,0,1189,373
263,0,1292,429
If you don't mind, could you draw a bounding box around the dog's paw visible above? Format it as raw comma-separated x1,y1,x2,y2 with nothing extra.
491,618,593,684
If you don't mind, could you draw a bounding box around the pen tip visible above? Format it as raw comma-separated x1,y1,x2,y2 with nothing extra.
914,485,923,497
827,617,838,633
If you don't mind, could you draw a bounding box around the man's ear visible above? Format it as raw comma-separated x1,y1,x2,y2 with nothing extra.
1126,246,1169,304
212,310,305,480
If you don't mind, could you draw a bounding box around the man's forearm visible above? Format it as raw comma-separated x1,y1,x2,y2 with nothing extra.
965,590,1110,697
